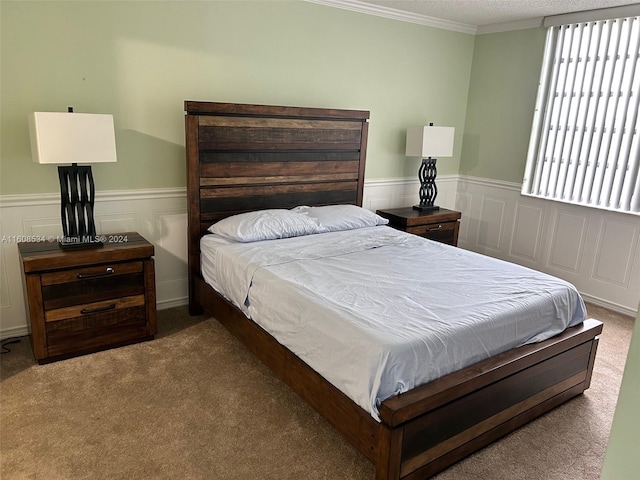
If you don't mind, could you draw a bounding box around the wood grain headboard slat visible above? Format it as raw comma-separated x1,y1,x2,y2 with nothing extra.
200,174,359,187
200,160,360,179
198,189,357,223
200,181,358,198
185,101,370,120
199,142,363,152
200,151,361,164
198,125,361,148
201,189,357,212
198,116,365,130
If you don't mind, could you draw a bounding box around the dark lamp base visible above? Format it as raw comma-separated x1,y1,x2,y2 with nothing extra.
59,237,104,250
413,204,440,211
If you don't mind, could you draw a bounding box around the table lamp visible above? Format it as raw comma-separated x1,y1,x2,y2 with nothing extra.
406,124,454,211
28,108,117,248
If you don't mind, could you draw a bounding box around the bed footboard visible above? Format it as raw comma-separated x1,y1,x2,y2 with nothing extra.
376,319,603,479
195,273,602,479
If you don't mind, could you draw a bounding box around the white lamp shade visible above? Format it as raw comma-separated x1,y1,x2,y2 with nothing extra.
29,112,117,164
406,126,455,158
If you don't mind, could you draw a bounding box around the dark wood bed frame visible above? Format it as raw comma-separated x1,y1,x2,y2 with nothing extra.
185,100,603,479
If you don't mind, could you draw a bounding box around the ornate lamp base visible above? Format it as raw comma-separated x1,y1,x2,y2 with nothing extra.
57,163,103,249
413,157,440,211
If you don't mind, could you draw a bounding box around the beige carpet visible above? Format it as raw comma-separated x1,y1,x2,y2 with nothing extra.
0,304,634,480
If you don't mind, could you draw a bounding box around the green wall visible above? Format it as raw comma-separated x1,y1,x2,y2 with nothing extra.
461,27,546,183
0,0,474,195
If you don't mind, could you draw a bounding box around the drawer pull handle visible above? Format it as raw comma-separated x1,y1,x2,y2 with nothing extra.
427,224,443,232
80,303,116,315
77,267,115,280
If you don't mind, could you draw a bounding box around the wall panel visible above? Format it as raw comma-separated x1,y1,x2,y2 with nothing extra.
548,211,588,274
593,220,639,287
510,203,544,262
477,196,507,253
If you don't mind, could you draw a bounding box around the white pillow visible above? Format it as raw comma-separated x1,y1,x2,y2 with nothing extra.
291,204,388,233
208,209,320,242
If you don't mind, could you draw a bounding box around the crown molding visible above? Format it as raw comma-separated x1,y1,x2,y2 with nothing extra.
477,17,543,35
305,0,477,34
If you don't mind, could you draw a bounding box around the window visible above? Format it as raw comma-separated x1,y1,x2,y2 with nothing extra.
522,15,640,214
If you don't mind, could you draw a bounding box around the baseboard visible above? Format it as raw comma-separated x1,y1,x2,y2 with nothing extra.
581,294,638,318
0,326,30,341
157,297,188,311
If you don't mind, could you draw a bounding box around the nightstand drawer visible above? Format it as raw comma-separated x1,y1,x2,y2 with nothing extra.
42,268,145,311
46,304,148,356
407,221,457,244
376,207,461,247
41,261,143,286
45,295,146,322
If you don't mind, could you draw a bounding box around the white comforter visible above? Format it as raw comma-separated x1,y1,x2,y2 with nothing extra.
201,226,586,420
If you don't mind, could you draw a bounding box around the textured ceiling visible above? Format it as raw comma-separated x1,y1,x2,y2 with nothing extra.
356,0,639,27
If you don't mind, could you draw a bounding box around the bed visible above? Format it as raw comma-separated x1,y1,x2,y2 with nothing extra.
185,100,603,479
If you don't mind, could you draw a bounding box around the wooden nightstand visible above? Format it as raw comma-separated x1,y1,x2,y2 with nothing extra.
18,232,157,364
376,207,462,246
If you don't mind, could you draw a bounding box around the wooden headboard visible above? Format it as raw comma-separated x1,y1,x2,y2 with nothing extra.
184,101,370,309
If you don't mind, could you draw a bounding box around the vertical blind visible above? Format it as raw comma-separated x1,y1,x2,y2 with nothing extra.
522,16,640,214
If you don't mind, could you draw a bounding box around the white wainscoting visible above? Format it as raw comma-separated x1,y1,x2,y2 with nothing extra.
1,176,637,338
454,176,640,317
0,189,188,339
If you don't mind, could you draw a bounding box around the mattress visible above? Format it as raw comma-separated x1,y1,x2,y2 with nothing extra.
201,226,586,420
